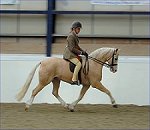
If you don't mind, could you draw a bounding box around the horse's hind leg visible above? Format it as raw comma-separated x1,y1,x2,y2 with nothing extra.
92,81,117,108
52,78,68,108
25,83,45,111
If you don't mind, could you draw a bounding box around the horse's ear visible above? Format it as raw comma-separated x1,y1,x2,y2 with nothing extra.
116,48,120,53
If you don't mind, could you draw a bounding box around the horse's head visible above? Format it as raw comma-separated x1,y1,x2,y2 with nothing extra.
107,48,120,73
89,47,120,73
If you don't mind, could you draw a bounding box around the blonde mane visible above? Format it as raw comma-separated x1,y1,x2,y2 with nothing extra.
89,47,115,60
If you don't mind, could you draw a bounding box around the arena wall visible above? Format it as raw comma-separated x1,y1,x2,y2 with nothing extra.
1,54,149,105
0,0,149,106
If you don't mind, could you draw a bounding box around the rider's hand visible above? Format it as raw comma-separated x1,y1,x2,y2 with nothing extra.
81,51,88,57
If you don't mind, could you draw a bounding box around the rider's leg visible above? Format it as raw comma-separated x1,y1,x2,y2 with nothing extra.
69,58,81,82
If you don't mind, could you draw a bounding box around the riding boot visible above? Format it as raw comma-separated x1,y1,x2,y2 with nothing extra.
71,80,80,85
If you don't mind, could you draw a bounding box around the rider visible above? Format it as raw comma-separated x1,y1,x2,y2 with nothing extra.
63,21,88,85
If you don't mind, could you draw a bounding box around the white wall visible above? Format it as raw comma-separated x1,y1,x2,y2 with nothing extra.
0,0,149,37
1,54,149,105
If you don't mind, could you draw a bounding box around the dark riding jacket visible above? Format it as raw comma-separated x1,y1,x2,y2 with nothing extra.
63,32,83,60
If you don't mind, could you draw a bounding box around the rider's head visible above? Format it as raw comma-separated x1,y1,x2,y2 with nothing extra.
71,21,82,34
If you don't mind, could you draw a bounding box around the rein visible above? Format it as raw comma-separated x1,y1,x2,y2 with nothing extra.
88,56,111,68
82,50,118,76
88,50,118,68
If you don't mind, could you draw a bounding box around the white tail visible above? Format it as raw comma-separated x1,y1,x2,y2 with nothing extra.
16,62,41,101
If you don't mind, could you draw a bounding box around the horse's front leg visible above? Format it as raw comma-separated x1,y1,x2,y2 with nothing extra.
68,85,90,112
91,81,118,108
52,78,68,108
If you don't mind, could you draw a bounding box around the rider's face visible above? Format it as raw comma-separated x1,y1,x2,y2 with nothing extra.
74,27,81,34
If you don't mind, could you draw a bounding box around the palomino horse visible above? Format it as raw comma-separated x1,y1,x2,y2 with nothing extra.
16,47,119,112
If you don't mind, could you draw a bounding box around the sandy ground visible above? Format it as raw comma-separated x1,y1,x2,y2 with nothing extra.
0,103,149,129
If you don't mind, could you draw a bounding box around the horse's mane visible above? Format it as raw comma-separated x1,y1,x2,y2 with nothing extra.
89,47,115,59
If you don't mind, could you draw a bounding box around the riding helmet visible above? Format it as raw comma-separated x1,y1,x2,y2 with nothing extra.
71,21,82,29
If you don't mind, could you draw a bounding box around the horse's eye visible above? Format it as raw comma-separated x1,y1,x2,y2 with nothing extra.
115,58,118,60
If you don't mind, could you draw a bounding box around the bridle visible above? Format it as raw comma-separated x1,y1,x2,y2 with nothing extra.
82,50,118,76
88,50,118,68
107,50,118,68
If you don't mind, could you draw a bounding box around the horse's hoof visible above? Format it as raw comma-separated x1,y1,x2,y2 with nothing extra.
70,109,75,112
64,104,69,109
25,104,30,112
68,105,75,112
113,104,118,108
25,107,29,112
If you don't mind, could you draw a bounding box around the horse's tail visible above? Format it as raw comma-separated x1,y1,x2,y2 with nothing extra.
16,62,41,101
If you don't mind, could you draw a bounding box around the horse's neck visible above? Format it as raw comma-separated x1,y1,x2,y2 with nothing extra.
91,51,107,62
96,53,107,62
90,48,113,62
